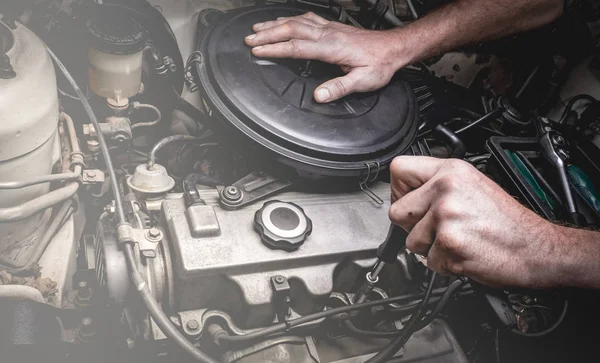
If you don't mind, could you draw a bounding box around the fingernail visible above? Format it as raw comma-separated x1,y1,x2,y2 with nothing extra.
316,88,331,102
253,46,264,52
254,22,264,29
245,34,256,41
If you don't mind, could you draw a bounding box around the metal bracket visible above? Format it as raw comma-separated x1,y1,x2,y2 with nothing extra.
218,171,291,210
359,161,384,205
81,169,105,185
271,275,292,324
117,224,162,258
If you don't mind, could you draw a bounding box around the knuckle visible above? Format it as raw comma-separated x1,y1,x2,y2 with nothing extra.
435,225,462,253
445,159,474,174
433,197,462,220
390,156,408,175
432,174,461,194
281,22,294,34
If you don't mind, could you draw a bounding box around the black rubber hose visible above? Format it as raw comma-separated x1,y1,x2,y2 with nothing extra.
47,47,218,363
434,124,467,159
183,173,221,206
366,273,438,363
559,95,596,124
363,0,405,27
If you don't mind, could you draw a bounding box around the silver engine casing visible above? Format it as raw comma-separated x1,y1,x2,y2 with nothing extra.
161,183,393,328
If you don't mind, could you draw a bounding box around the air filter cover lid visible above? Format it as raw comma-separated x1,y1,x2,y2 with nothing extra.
198,6,418,177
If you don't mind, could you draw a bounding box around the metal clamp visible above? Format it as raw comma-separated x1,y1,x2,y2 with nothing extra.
271,275,292,324
218,171,292,210
359,161,384,205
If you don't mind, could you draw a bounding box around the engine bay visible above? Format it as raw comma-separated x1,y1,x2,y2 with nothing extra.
1,0,600,362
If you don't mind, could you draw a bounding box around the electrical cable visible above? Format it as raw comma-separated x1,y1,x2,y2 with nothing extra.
365,273,438,363
214,285,472,346
456,108,504,134
558,95,596,124
47,46,218,363
344,278,466,339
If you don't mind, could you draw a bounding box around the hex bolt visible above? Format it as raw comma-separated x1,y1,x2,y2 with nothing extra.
78,281,87,289
126,338,135,349
146,227,162,242
186,319,200,331
274,276,285,284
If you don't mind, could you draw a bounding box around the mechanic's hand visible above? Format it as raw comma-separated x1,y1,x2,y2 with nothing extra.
389,156,561,288
244,12,409,103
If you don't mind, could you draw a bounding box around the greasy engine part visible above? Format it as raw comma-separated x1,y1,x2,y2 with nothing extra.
195,5,419,180
0,20,62,269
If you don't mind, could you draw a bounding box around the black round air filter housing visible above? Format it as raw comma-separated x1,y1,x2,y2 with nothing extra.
196,6,419,179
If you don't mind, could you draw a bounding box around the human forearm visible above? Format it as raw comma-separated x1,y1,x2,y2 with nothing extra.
386,0,564,69
533,224,600,290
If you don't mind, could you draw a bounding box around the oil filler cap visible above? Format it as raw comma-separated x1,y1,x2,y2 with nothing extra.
254,201,312,252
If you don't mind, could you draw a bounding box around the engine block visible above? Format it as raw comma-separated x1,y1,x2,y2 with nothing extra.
162,183,394,327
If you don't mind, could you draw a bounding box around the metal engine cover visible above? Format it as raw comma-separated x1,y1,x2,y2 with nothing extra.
162,183,397,327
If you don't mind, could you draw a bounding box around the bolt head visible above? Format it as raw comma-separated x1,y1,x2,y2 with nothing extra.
126,338,135,349
78,281,87,288
186,319,200,331
274,276,285,284
148,227,161,238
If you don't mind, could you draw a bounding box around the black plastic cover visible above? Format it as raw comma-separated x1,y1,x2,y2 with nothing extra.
197,6,419,178
87,5,147,55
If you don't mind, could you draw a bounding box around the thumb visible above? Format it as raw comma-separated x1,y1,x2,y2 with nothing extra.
314,70,362,103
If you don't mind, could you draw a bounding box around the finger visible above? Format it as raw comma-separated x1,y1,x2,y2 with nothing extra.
246,21,323,46
389,156,448,199
425,242,454,276
314,69,366,103
253,16,321,32
389,186,435,231
405,211,436,256
251,39,328,60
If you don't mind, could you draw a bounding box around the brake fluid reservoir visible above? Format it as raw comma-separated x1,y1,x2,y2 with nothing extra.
0,20,61,268
87,7,147,102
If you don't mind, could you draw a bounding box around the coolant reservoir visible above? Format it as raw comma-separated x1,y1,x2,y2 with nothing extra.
0,20,61,268
87,7,147,102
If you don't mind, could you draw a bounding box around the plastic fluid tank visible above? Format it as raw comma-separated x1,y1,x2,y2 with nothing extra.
0,21,61,269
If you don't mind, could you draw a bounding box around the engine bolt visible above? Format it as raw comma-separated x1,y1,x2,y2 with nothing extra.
78,281,87,289
85,170,97,180
146,227,162,241
223,186,242,203
274,276,285,284
186,319,200,331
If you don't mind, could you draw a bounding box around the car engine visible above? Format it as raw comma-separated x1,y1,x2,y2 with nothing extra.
1,0,599,362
